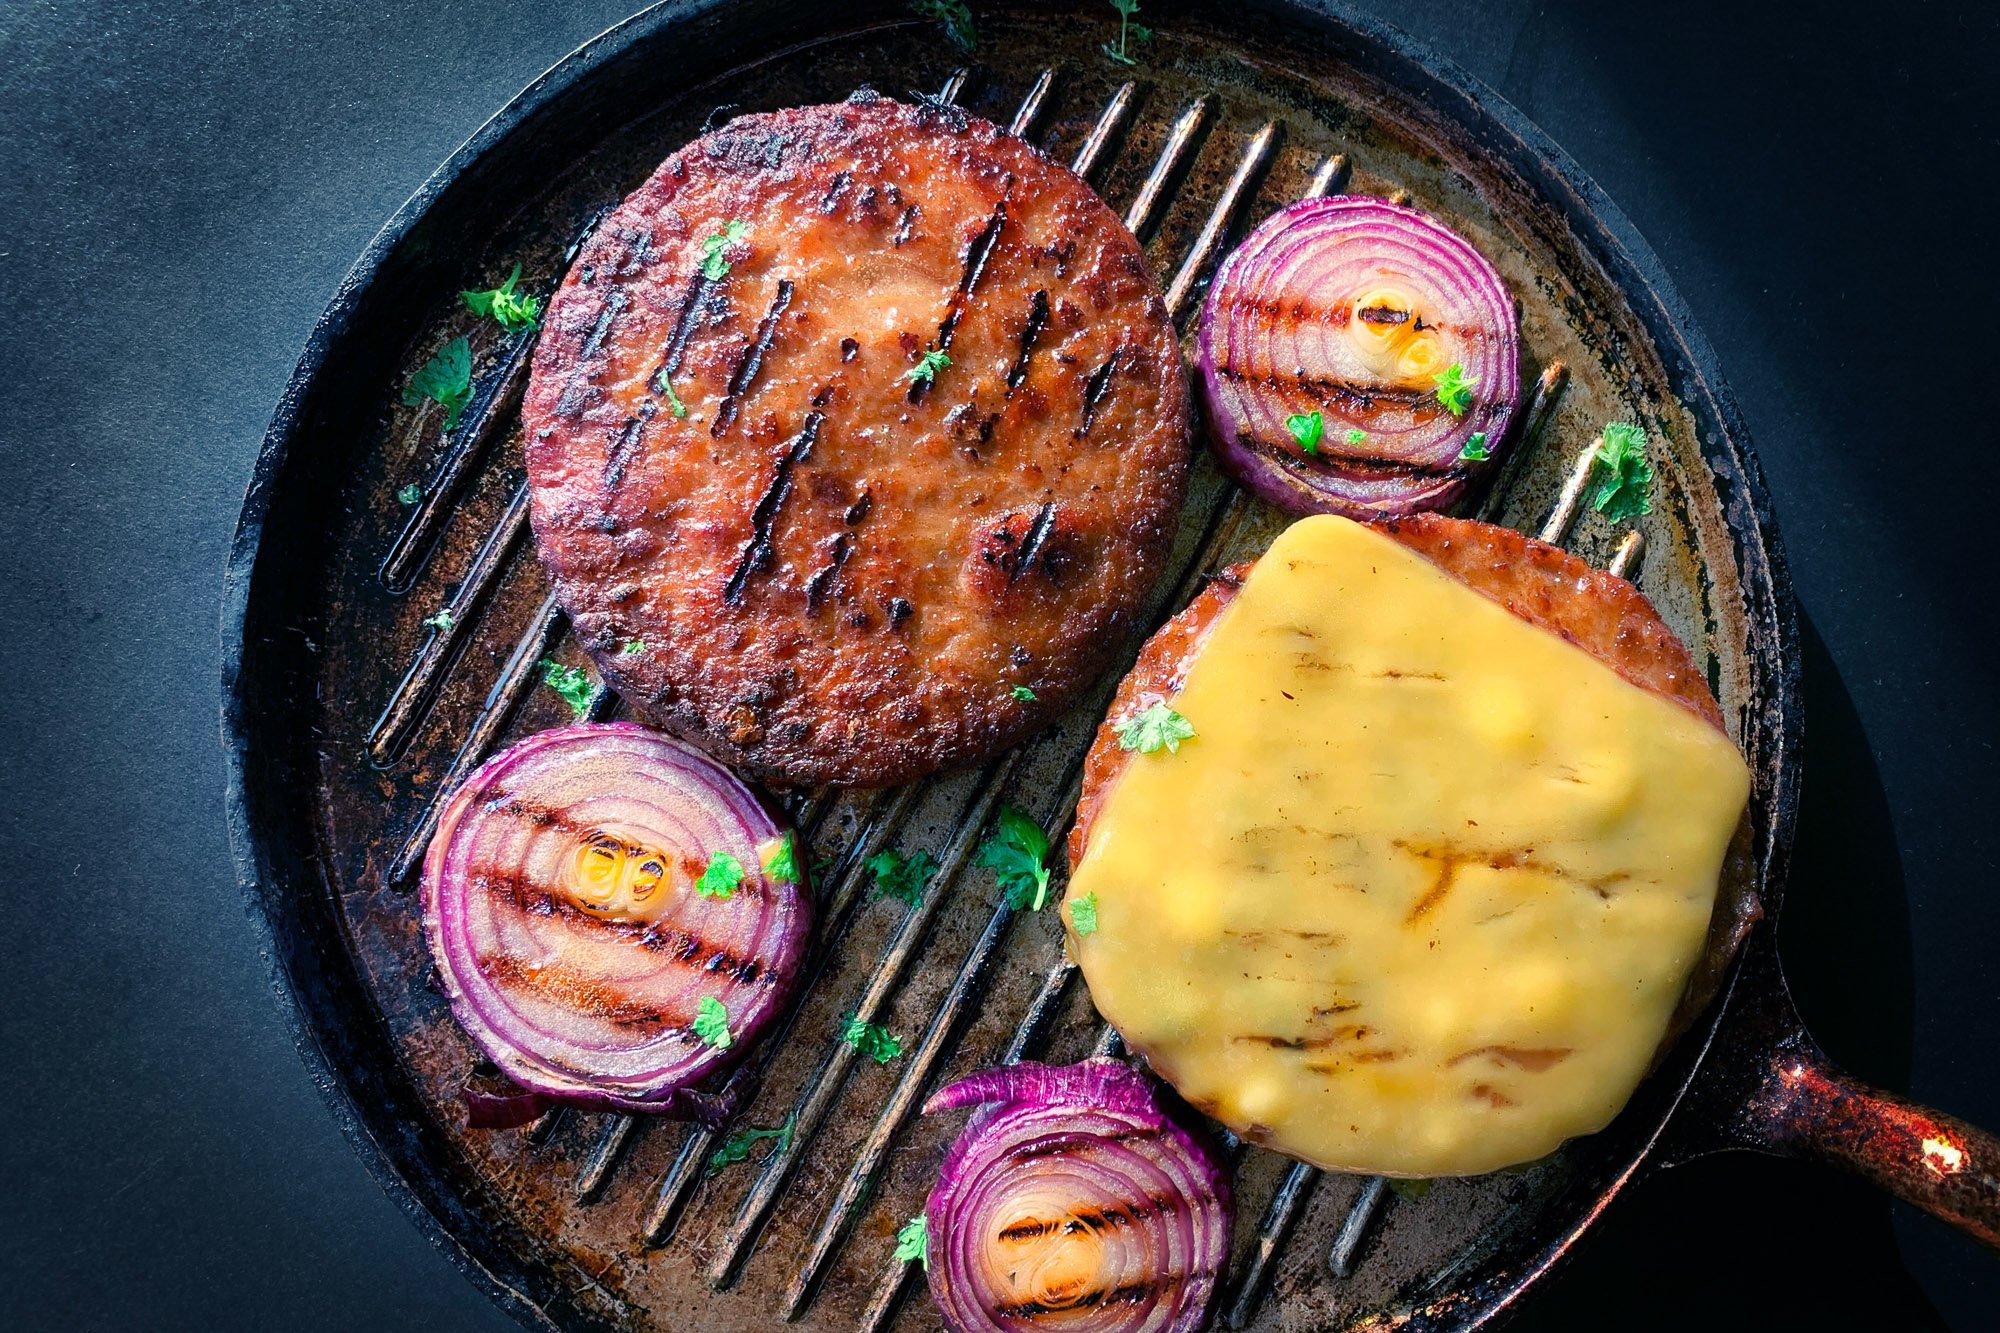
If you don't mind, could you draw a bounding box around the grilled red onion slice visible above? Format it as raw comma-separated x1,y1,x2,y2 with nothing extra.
421,722,808,1116
1197,196,1520,518
920,1059,1230,1333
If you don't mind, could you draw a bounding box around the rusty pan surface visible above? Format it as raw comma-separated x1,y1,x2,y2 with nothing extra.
220,2,1799,1329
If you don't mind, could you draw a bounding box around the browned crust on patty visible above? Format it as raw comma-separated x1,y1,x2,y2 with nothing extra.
523,95,1191,789
1071,513,1728,869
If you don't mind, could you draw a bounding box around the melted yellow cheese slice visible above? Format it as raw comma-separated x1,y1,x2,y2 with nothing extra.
1067,515,1751,1177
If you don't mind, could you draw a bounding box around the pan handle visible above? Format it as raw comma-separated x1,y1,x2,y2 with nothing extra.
1662,927,2000,1250
1729,1028,2000,1249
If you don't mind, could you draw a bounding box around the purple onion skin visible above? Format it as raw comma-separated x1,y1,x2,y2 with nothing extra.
1197,195,1521,519
920,1059,1232,1333
421,722,810,1117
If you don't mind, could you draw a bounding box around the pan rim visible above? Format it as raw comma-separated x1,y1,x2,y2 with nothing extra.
217,2,1804,1328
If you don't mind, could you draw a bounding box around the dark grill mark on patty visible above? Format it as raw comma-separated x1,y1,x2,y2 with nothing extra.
647,273,714,397
712,279,795,436
723,410,826,603
1077,349,1122,437
805,532,853,613
1011,501,1057,585
604,403,656,490
1006,288,1051,393
937,187,1013,353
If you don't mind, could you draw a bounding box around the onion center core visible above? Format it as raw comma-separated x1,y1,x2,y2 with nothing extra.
565,829,682,923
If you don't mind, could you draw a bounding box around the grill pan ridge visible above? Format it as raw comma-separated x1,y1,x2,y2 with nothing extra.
221,3,1814,1330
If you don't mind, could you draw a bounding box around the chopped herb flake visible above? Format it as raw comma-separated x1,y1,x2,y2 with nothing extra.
699,221,750,281
1458,431,1491,461
621,638,646,655
1115,701,1195,754
841,1014,905,1064
895,1214,929,1265
1344,427,1367,447
692,995,733,1049
1432,362,1475,417
696,851,746,900
460,263,541,333
1286,410,1325,455
397,483,422,505
908,0,976,51
1591,422,1654,523
423,609,455,632
1387,1177,1433,1202
1102,0,1152,64
760,832,800,885
658,373,688,418
868,848,940,907
1010,684,1037,702
705,1113,797,1176
1068,891,1099,937
536,658,593,718
403,335,474,428
905,348,951,386
977,806,1053,911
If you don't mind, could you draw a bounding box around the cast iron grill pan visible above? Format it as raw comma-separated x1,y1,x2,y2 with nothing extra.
231,3,1998,1329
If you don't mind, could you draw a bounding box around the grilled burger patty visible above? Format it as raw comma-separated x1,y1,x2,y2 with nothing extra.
523,94,1192,788
1071,511,1757,1032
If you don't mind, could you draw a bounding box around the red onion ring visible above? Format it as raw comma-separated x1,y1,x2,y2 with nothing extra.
1196,196,1520,518
920,1059,1231,1333
421,722,808,1116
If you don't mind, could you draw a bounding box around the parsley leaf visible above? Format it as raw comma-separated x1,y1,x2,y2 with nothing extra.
977,806,1052,911
895,1214,929,1265
1286,410,1325,455
1114,701,1195,755
1103,0,1152,64
699,221,750,281
621,638,646,655
696,851,746,900
905,348,951,386
460,262,542,333
1432,362,1475,417
761,832,800,885
868,848,939,907
536,658,594,718
908,0,976,51
403,336,474,429
658,373,689,418
397,483,422,505
1010,684,1037,702
1344,427,1367,447
841,1013,905,1064
705,1113,797,1177
1458,431,1491,462
423,609,455,632
1591,422,1654,523
692,995,733,1049
1068,891,1099,937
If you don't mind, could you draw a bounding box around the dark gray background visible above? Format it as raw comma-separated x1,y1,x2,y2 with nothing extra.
2,0,1995,1328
